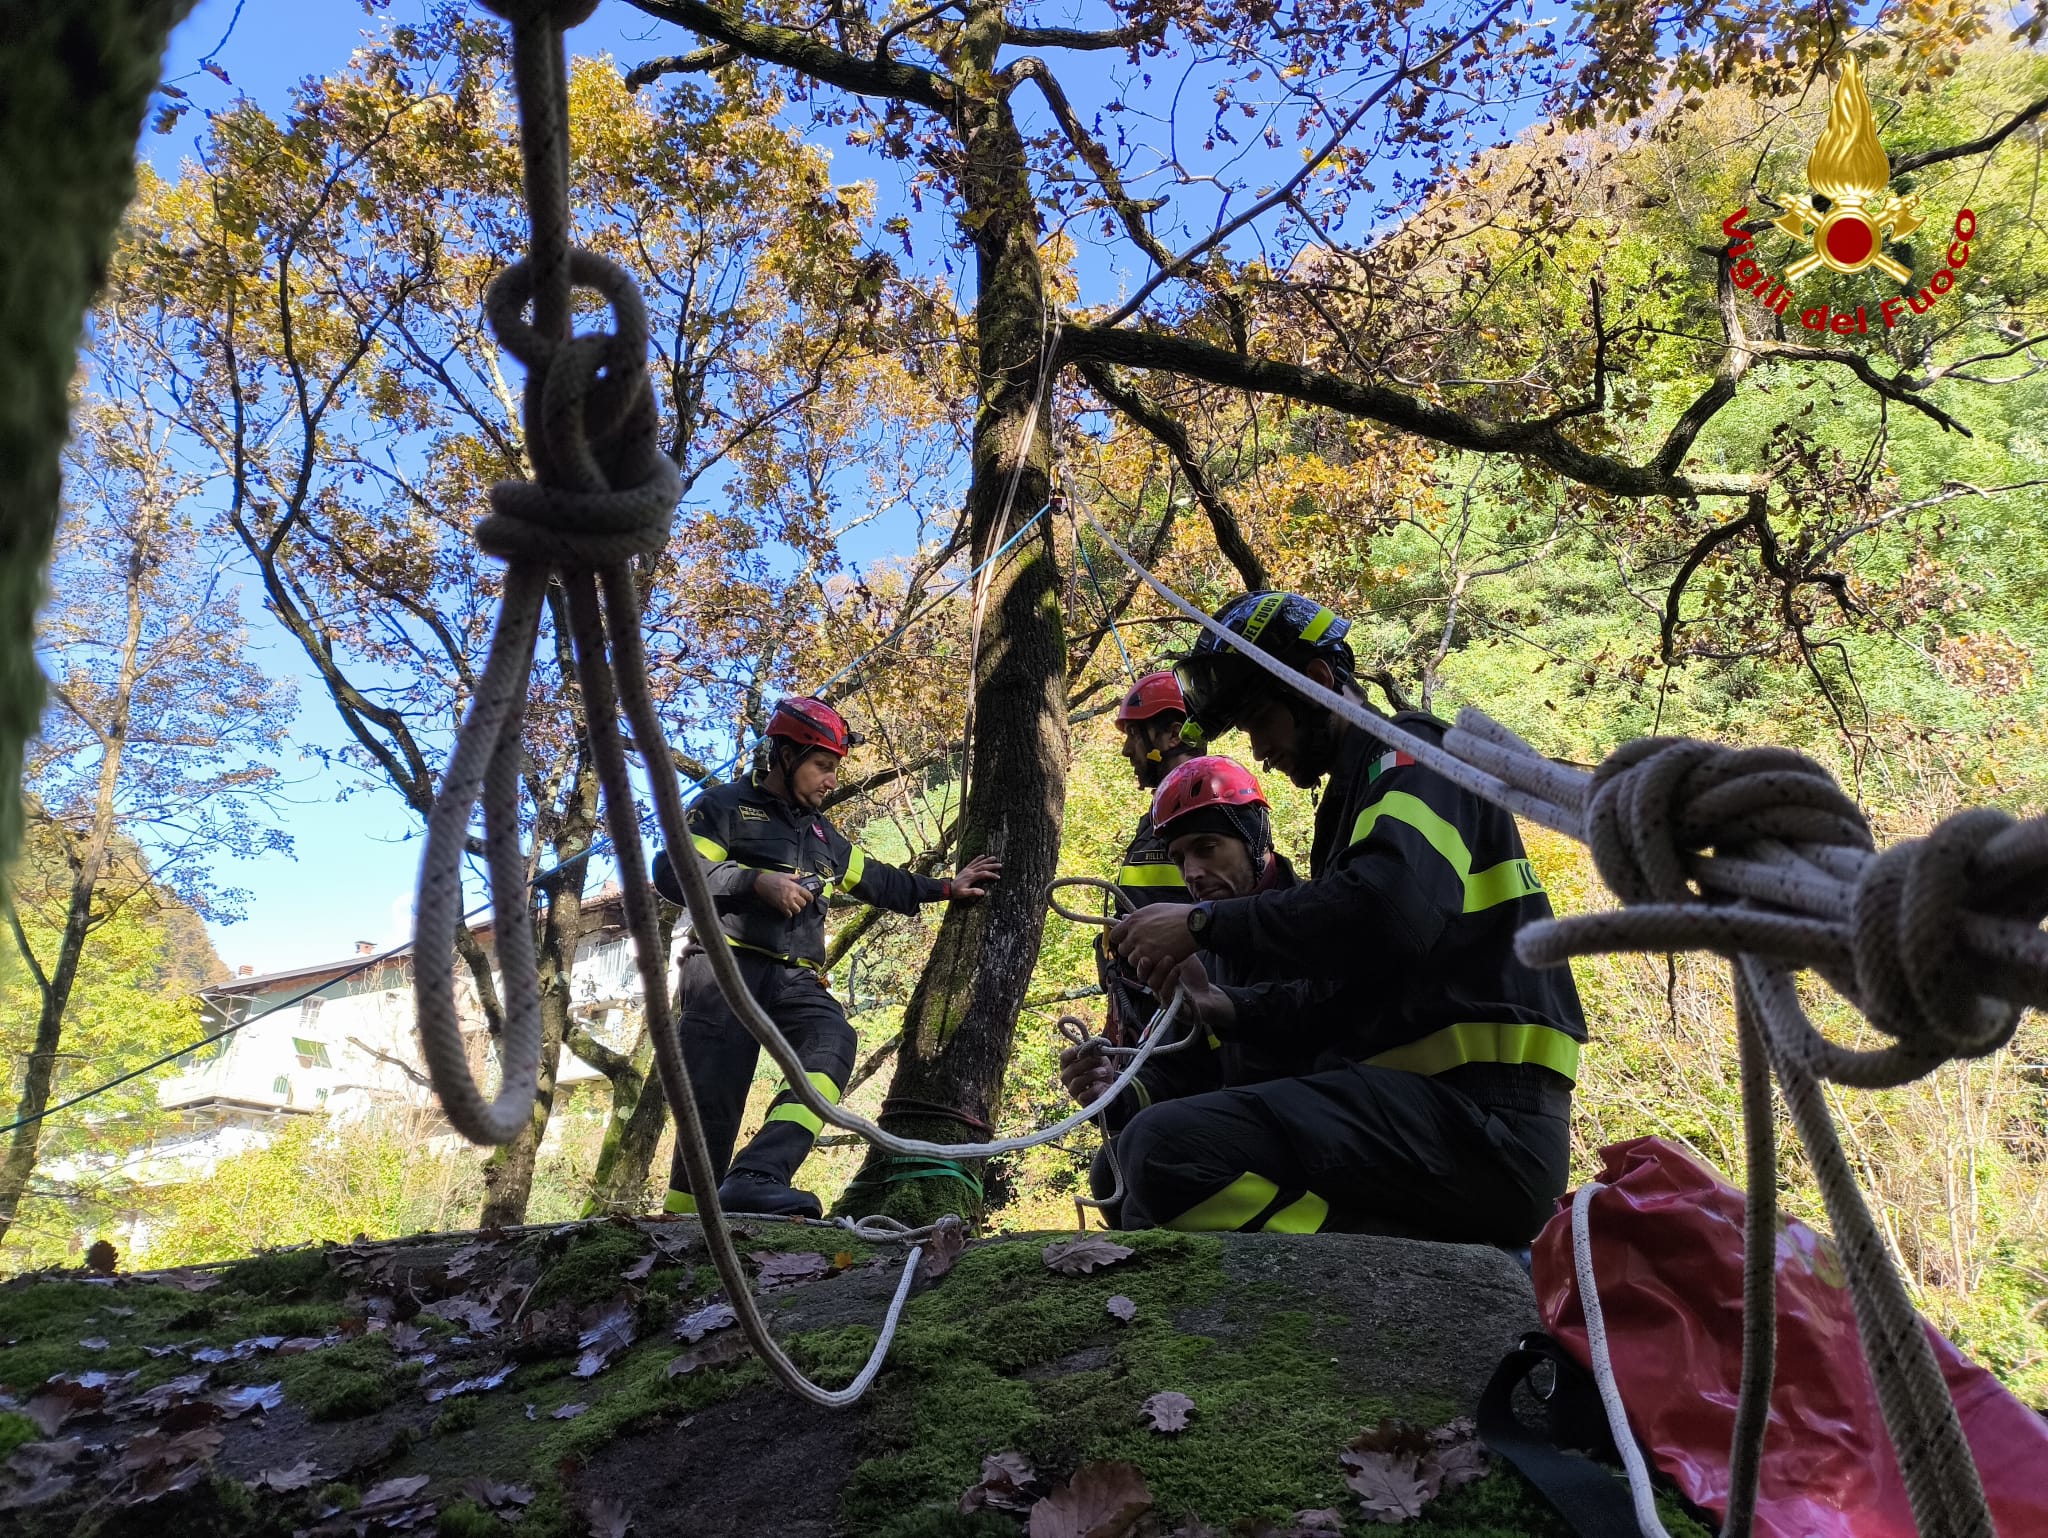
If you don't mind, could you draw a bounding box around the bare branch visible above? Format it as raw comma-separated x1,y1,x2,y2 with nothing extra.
1003,20,1164,51
623,0,953,109
623,45,739,88
346,1035,433,1090
1891,92,2048,174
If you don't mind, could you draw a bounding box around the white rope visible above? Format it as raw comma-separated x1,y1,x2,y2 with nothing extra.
1572,1182,1675,1538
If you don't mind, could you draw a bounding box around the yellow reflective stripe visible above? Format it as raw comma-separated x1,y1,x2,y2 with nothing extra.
762,1070,840,1137
764,1102,824,1135
1167,1172,1279,1232
692,834,728,862
1205,1032,1222,1051
1365,1021,1582,1082
663,1189,698,1215
1466,857,1544,911
1299,606,1337,643
1264,1192,1330,1233
1131,1080,1153,1111
844,845,867,890
1352,791,1545,912
724,936,821,970
1117,863,1188,889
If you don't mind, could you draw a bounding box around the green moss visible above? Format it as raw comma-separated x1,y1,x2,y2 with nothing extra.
436,1500,502,1538
525,1226,651,1311
0,1278,197,1391
0,1410,38,1460
315,1483,360,1511
217,1248,339,1299
257,1336,408,1421
229,1302,342,1339
432,1395,482,1435
541,1334,763,1464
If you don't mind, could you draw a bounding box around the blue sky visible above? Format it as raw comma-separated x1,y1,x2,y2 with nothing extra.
148,0,1528,972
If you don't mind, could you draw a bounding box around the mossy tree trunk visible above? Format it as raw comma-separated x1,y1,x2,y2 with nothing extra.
839,0,1068,1224
0,1,192,885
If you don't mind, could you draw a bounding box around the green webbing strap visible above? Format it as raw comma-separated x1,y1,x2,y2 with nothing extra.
875,1153,984,1199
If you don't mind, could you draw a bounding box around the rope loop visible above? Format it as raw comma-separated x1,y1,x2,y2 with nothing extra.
1848,807,2025,1071
1584,736,1872,906
478,250,679,566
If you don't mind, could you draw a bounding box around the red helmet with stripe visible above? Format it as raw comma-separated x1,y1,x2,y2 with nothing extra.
1115,671,1186,725
765,697,862,758
1150,755,1269,836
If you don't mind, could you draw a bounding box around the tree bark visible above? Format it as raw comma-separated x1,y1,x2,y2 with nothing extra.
569,1018,669,1215
0,0,191,882
839,0,1068,1223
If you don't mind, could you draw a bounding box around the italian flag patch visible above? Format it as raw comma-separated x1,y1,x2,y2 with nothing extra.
1367,749,1414,784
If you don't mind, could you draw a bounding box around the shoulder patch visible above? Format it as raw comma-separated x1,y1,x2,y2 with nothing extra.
1366,750,1414,784
738,805,771,821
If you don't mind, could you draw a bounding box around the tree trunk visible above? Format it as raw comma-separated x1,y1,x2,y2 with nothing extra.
841,1,1067,1223
478,879,581,1226
0,0,190,881
570,1018,669,1215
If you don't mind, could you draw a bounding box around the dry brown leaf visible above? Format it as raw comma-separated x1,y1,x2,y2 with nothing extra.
587,1495,633,1537
1286,1511,1348,1532
24,1379,105,1436
673,1301,737,1342
1026,1460,1152,1538
1142,1390,1195,1432
665,1329,750,1377
1106,1295,1137,1323
459,1476,535,1510
1347,1418,1433,1460
158,1399,225,1433
159,1270,219,1292
1342,1448,1433,1524
918,1215,969,1282
958,1450,1039,1514
119,1426,223,1476
1040,1237,1135,1276
620,1252,658,1283
550,1402,589,1420
211,1382,282,1419
252,1458,321,1493
424,1363,515,1402
128,1372,210,1416
751,1251,830,1288
77,1337,109,1352
361,1474,432,1507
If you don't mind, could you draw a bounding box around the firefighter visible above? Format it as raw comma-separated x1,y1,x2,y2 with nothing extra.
1098,671,1201,1042
1104,592,1586,1243
651,696,1000,1219
1059,755,1306,1218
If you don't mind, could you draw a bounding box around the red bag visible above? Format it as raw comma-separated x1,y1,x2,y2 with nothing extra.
1533,1137,2048,1538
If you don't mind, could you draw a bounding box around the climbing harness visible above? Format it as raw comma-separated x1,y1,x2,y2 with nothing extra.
1070,493,2046,1538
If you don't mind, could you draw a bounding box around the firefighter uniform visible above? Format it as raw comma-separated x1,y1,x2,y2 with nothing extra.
1116,712,1586,1244
651,775,949,1213
1095,810,1190,1040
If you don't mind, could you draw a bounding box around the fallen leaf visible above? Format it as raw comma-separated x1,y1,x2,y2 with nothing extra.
1041,1237,1134,1276
673,1301,736,1342
252,1457,321,1492
665,1329,749,1377
918,1215,969,1282
587,1495,633,1537
275,1334,337,1356
1106,1295,1137,1323
141,1343,189,1359
387,1322,428,1354
1342,1448,1433,1524
552,1400,590,1420
98,1306,135,1319
158,1399,225,1433
159,1270,219,1292
129,1372,211,1415
1347,1419,1433,1460
1027,1460,1152,1538
425,1363,515,1403
1286,1512,1347,1533
0,1472,77,1513
751,1251,830,1288
24,1379,104,1435
1142,1390,1195,1433
77,1338,109,1352
620,1252,658,1283
211,1382,283,1419
959,1450,1039,1514
119,1426,224,1478
572,1299,637,1378
1428,1418,1487,1492
361,1474,432,1507
444,1243,491,1280
460,1476,535,1510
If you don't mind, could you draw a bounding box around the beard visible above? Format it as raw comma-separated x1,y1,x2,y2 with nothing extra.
1285,703,1345,788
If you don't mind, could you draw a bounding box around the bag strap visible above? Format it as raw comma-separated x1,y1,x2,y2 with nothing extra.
1477,1332,1646,1538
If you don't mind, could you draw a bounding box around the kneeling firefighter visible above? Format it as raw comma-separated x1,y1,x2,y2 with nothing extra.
652,696,1000,1219
1106,592,1586,1244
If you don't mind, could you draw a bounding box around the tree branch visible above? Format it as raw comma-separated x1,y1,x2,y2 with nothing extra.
1891,92,2048,174
1075,359,1268,588
623,45,739,88
564,1020,633,1081
1660,494,1768,664
1005,58,1173,271
346,1035,434,1091
623,0,953,109
1003,20,1164,51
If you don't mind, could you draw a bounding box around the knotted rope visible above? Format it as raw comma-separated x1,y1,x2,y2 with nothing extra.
1078,501,2048,1538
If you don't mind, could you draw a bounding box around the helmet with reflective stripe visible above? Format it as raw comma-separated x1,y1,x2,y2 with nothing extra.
1114,670,1186,725
1151,755,1271,857
765,696,863,758
1175,591,1354,742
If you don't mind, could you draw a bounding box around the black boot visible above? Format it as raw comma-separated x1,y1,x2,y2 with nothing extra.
716,1169,823,1220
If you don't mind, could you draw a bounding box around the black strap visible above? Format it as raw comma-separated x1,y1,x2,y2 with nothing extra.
1476,1333,1645,1538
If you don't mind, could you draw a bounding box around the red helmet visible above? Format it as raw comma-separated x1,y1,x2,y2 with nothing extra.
1150,755,1268,836
1115,671,1186,725
765,697,862,758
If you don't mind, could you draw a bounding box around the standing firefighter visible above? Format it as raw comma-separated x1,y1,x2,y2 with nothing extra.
652,697,1000,1219
1108,593,1586,1243
1099,671,1199,1040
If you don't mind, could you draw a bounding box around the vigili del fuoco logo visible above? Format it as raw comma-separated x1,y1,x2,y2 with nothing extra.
1717,58,1976,336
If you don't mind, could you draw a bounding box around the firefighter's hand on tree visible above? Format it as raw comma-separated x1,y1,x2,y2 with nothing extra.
1109,903,1198,994
754,869,815,916
947,854,1002,900
1059,1040,1118,1107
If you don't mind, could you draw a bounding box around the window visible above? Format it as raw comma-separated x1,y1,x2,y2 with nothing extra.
271,1075,291,1096
291,1038,331,1069
300,997,324,1027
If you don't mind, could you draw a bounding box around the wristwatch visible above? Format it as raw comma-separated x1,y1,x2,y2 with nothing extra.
1186,901,1215,940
